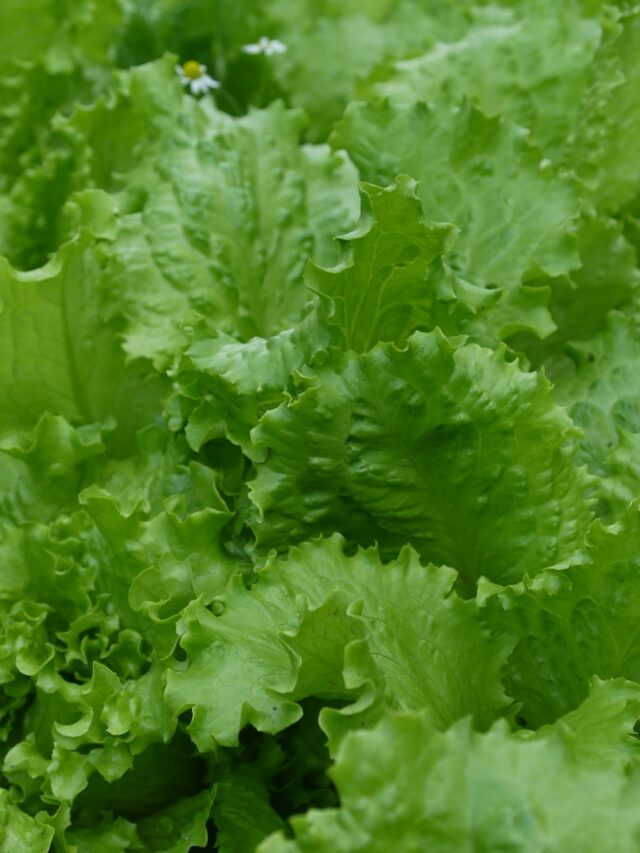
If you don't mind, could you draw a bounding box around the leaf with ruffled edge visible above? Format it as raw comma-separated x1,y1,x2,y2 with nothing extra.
258,710,640,853
544,311,640,520
373,2,602,162
531,677,640,772
305,177,476,353
331,99,581,343
77,61,359,366
479,502,640,727
248,330,592,591
171,177,490,456
165,535,510,753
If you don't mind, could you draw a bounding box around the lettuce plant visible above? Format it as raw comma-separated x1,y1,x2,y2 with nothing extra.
2,0,640,849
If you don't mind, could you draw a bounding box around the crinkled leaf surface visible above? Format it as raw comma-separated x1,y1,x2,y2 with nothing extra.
165,536,509,750
305,177,460,352
374,1,603,160
249,331,591,590
2,1,640,850
550,311,640,518
331,99,580,340
481,503,640,727
259,711,640,853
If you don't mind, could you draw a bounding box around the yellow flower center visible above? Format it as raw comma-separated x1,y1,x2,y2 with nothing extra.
182,61,203,80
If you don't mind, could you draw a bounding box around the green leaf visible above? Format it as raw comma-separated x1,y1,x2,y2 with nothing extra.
374,2,602,161
0,0,117,70
306,177,460,352
534,677,640,772
0,413,105,523
0,199,167,437
165,536,510,751
549,311,640,519
93,89,359,364
269,0,475,140
0,791,53,852
173,326,310,454
248,331,591,590
576,7,640,212
270,13,420,141
481,503,640,726
510,215,640,364
136,788,214,852
64,816,139,853
72,734,207,823
258,711,640,853
170,174,496,456
331,99,580,340
214,774,287,853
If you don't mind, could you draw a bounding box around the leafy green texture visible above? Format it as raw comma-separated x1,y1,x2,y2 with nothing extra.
332,99,579,287
510,214,640,364
373,2,603,160
481,504,640,727
0,0,120,70
305,177,463,351
0,197,166,436
258,711,640,853
53,60,359,367
248,331,591,590
578,7,640,213
533,677,640,772
2,1,640,849
165,536,509,750
100,99,358,364
550,312,640,518
171,179,491,456
213,774,287,853
331,99,580,341
0,791,53,852
268,6,431,141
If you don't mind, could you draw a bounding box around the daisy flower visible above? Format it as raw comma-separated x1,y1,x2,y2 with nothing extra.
175,61,221,95
241,37,287,57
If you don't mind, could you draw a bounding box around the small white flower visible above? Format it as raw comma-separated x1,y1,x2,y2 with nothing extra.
175,61,221,95
242,36,287,57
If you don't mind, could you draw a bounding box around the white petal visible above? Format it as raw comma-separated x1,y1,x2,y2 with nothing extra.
267,39,287,54
242,43,262,54
202,74,221,90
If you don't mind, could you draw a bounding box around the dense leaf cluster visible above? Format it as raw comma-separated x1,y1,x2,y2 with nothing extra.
2,0,640,849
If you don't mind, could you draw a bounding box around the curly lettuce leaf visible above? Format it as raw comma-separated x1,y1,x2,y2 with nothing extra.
575,7,640,212
549,311,640,518
510,215,640,364
248,330,591,590
259,710,640,853
376,2,605,156
331,99,580,341
306,177,463,351
91,76,358,363
0,791,53,852
165,536,510,751
480,503,640,727
532,677,640,772
0,193,167,437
